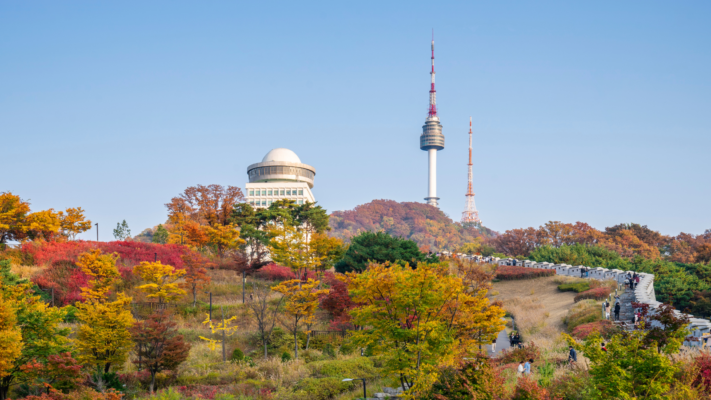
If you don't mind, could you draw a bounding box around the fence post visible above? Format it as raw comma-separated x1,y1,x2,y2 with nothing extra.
221,306,226,362
209,293,212,321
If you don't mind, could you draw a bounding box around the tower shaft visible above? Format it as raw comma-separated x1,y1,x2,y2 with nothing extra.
462,117,481,224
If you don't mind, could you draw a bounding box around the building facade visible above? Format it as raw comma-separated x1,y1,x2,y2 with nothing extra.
245,148,316,208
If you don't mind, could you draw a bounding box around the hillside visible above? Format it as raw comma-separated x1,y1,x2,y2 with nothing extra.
328,199,495,252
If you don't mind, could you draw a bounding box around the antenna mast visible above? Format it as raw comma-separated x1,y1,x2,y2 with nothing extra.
461,117,481,224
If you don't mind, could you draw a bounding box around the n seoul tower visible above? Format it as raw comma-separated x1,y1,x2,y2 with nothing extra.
420,32,445,208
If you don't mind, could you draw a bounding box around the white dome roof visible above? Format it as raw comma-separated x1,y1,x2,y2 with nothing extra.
261,148,301,163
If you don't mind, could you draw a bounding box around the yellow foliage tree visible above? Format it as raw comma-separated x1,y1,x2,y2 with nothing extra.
0,192,31,244
133,262,187,303
74,250,134,373
205,223,244,256
343,262,505,397
0,295,22,379
58,207,92,240
268,223,324,281
75,293,134,373
272,279,328,359
76,249,121,301
23,209,61,241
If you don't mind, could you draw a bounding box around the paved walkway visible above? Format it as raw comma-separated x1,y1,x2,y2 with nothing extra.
486,325,511,356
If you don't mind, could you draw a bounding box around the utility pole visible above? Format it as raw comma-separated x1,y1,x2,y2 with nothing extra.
95,223,98,241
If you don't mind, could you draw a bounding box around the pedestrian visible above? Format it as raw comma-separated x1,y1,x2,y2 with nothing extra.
491,337,497,353
524,359,533,375
606,302,611,320
635,274,640,289
634,312,639,326
568,346,577,363
614,302,621,321
518,360,525,375
514,332,522,348
601,342,607,352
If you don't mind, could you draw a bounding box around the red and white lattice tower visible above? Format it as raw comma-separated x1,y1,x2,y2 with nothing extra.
461,117,481,224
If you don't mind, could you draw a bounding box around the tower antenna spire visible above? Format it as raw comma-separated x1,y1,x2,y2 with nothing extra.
428,29,437,119
461,117,481,225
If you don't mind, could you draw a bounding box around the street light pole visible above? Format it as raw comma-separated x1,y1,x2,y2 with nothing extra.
95,223,98,241
342,378,366,400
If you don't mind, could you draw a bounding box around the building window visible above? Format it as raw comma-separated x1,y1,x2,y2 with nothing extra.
286,190,291,196
249,190,254,196
268,190,272,196
298,190,303,196
255,191,260,197
261,190,266,196
298,200,304,205
261,200,266,206
280,190,285,196
267,200,272,206
249,201,254,205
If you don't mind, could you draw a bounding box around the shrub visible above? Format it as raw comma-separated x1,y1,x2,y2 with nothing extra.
308,357,378,380
426,357,505,400
512,376,548,400
497,342,542,365
62,305,78,323
255,263,296,281
231,348,245,362
558,282,590,293
548,370,594,400
495,266,555,280
574,287,613,303
31,259,88,306
693,352,711,392
291,377,353,400
281,351,292,363
571,320,615,340
21,240,196,269
565,301,602,332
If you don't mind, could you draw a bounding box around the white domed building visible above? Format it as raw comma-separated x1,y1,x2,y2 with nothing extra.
245,148,316,208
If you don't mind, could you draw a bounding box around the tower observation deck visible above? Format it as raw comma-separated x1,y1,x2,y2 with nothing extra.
420,34,444,208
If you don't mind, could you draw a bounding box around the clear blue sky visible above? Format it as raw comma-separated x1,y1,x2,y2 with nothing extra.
2,1,710,239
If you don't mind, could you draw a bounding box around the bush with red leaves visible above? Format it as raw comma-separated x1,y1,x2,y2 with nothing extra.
31,260,88,306
319,273,355,330
21,240,197,269
253,263,323,282
574,287,613,303
512,376,549,400
571,320,615,340
693,352,711,392
495,266,555,280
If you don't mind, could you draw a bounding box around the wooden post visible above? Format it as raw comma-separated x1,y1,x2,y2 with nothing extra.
242,270,246,304
209,293,212,321
221,306,226,362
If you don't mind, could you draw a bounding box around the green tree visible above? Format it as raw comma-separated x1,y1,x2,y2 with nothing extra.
151,224,169,244
0,261,70,400
335,231,429,273
113,220,131,240
567,330,678,399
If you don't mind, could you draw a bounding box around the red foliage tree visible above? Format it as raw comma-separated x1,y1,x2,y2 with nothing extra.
20,353,83,394
31,260,88,306
131,310,191,393
319,273,356,331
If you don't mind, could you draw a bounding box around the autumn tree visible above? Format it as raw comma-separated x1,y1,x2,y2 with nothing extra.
0,295,22,383
74,250,134,374
20,353,82,395
181,253,212,307
23,209,62,241
0,261,70,400
230,203,271,271
272,279,328,359
58,207,92,240
344,262,505,396
247,283,285,358
131,310,191,393
133,261,186,303
0,192,31,244
268,223,323,281
311,233,347,277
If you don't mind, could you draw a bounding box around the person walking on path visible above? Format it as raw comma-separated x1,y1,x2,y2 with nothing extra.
635,274,640,289
524,359,533,375
601,342,607,352
568,346,577,364
605,301,611,320
614,302,621,321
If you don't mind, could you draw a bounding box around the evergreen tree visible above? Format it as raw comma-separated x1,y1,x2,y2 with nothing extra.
335,231,432,273
151,224,169,244
113,220,131,240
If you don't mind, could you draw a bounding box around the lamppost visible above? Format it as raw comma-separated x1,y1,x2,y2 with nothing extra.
95,223,98,241
342,378,366,400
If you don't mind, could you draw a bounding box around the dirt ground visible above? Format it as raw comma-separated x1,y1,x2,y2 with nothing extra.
492,276,577,332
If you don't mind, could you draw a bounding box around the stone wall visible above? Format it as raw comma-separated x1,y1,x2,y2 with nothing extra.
470,255,711,346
